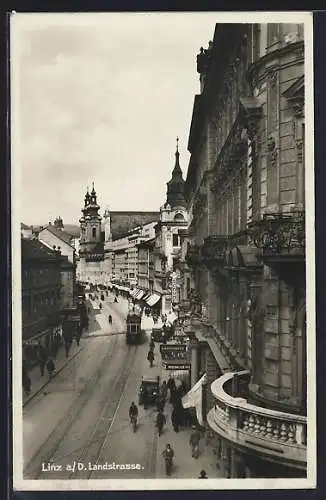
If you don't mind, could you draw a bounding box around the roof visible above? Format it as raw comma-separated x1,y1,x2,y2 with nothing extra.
21,238,59,261
61,224,80,238
39,226,74,247
21,223,32,230
110,212,160,240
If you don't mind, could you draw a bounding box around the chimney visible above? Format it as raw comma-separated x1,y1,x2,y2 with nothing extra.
49,221,52,226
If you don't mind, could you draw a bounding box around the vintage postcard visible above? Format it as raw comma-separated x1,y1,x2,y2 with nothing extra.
11,11,316,491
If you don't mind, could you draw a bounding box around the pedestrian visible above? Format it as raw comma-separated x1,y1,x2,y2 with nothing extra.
22,370,31,397
142,386,149,410
167,376,176,400
183,408,192,428
149,338,155,351
38,342,47,377
162,444,174,476
147,349,154,368
156,395,165,413
160,380,168,403
189,426,201,459
171,407,180,433
199,470,208,479
156,410,166,436
46,357,56,379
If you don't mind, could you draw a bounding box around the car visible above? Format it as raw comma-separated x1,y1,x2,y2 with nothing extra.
138,376,160,405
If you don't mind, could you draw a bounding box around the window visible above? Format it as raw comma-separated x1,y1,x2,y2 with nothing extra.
172,234,179,247
266,75,279,205
267,24,280,47
92,227,96,238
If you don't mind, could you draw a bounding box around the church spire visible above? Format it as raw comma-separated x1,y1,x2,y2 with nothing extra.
172,136,182,176
166,138,186,209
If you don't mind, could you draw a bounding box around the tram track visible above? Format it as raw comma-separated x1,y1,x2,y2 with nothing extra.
23,335,119,479
67,344,138,479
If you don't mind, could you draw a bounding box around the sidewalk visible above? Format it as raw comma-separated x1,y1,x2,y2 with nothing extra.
23,340,83,407
140,334,220,479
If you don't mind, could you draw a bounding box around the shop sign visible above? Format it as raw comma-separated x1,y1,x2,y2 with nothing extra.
160,344,187,353
164,363,191,371
23,340,39,346
160,344,190,363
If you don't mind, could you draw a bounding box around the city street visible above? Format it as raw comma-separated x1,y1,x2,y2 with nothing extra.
23,294,219,480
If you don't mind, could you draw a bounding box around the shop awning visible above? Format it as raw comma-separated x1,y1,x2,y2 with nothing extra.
130,288,139,297
135,289,145,300
145,293,161,307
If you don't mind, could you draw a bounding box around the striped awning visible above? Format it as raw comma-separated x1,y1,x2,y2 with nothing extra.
145,293,161,307
130,288,139,298
135,289,145,300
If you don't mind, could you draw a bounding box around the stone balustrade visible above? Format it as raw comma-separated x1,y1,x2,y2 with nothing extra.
208,371,307,470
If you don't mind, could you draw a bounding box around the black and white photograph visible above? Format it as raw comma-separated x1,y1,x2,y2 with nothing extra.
11,11,316,490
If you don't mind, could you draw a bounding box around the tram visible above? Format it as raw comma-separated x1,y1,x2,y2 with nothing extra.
126,304,143,345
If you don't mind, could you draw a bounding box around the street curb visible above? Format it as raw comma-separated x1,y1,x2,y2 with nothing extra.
23,345,84,408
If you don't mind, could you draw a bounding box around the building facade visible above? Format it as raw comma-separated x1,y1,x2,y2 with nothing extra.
182,23,306,478
137,238,155,291
153,143,188,315
22,238,64,367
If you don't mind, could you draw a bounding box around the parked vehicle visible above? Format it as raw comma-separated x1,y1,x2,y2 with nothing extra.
138,376,160,406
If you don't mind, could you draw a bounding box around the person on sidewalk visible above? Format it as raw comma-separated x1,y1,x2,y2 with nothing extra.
199,470,208,479
156,410,166,436
37,342,47,377
147,349,154,368
149,338,155,351
162,444,174,476
156,395,165,413
189,426,202,459
46,357,56,379
22,369,32,397
160,380,168,403
171,407,180,433
167,377,176,400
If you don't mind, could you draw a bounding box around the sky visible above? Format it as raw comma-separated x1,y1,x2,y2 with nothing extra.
12,12,219,226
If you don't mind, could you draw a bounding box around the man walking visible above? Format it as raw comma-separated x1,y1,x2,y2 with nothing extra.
38,342,47,377
156,410,166,436
189,425,201,459
162,444,174,476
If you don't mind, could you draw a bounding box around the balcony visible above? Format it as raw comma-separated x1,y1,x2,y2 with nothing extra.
185,244,202,268
247,211,305,263
201,235,227,269
208,371,307,471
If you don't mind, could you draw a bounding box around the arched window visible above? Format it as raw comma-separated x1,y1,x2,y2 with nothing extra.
174,213,185,221
92,227,96,238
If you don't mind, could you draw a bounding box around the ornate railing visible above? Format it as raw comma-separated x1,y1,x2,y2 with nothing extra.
201,235,227,268
208,371,307,469
247,211,305,259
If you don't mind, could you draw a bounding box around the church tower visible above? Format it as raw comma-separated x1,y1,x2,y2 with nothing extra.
79,183,104,283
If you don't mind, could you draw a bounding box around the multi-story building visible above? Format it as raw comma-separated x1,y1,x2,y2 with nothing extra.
182,22,306,478
105,222,157,289
22,238,64,367
137,238,155,291
153,142,188,315
103,209,159,286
